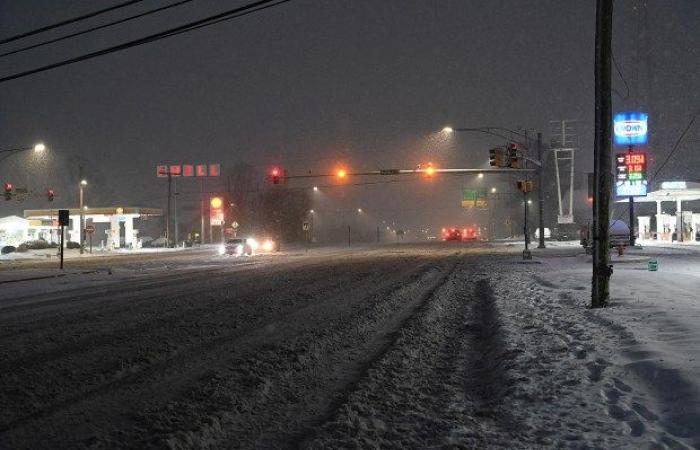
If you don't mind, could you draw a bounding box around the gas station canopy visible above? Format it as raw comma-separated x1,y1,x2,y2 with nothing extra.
24,207,162,218
618,181,700,203
23,206,162,249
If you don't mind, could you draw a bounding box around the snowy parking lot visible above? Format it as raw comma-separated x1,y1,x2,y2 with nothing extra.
0,242,698,448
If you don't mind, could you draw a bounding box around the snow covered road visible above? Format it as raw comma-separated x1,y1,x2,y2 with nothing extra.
0,243,698,448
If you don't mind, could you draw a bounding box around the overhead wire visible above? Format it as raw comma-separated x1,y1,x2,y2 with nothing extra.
611,51,630,100
649,109,700,181
0,0,145,46
0,0,195,58
0,0,292,84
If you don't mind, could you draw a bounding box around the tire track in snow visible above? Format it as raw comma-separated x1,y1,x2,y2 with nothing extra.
0,252,446,448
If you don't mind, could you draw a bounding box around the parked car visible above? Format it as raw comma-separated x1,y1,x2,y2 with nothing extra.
580,220,631,248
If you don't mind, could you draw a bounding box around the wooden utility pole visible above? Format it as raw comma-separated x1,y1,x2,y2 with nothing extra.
592,0,613,308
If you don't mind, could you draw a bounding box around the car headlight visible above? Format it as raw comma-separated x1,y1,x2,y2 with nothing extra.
247,238,259,251
235,244,243,254
217,244,226,255
262,239,274,252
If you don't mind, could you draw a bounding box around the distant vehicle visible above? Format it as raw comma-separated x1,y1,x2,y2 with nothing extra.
219,238,253,256
218,237,277,256
442,228,462,241
534,227,552,240
462,227,479,241
552,223,580,241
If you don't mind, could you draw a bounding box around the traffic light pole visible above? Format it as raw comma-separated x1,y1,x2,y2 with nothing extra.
523,190,530,255
537,133,546,248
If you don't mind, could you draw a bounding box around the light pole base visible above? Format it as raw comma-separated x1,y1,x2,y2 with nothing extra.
522,249,532,260
537,243,546,249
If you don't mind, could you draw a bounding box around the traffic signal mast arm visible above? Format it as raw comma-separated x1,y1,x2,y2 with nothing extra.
280,166,535,180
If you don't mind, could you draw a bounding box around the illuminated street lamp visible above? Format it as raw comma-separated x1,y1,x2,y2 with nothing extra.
478,173,484,179
313,186,319,192
491,187,497,193
357,208,363,213
442,126,454,133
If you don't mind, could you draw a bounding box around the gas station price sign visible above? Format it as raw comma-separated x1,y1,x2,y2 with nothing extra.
615,151,648,197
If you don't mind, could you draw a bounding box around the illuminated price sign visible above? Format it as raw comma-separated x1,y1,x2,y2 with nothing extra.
615,151,648,197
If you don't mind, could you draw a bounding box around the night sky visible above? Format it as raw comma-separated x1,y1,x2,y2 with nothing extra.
1,0,698,232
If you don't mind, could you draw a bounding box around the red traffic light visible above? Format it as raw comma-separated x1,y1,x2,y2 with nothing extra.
270,167,282,184
47,189,55,202
4,183,12,192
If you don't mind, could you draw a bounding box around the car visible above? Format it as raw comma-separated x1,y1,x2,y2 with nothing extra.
462,228,479,241
442,228,462,241
219,238,253,256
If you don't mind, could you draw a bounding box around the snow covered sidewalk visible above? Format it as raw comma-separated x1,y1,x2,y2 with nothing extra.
311,258,683,449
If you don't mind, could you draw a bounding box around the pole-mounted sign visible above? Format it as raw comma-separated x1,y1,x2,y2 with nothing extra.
615,151,648,197
613,112,648,146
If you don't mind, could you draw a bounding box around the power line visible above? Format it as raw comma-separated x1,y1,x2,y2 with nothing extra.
0,0,194,59
649,108,700,181
0,0,291,84
0,0,145,46
611,51,629,100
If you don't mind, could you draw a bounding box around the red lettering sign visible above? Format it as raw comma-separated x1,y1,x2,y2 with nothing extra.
169,165,182,176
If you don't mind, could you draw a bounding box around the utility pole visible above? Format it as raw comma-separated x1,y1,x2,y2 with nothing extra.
592,0,613,308
537,132,546,248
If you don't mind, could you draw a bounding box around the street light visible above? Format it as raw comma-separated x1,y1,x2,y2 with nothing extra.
478,173,484,179
442,126,454,133
313,186,319,192
491,187,497,193
309,209,315,214
357,208,363,213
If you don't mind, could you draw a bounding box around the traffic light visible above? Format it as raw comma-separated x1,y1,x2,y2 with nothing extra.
508,143,519,168
210,196,223,209
489,147,505,167
47,189,55,202
517,180,534,193
270,167,281,184
3,183,12,200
